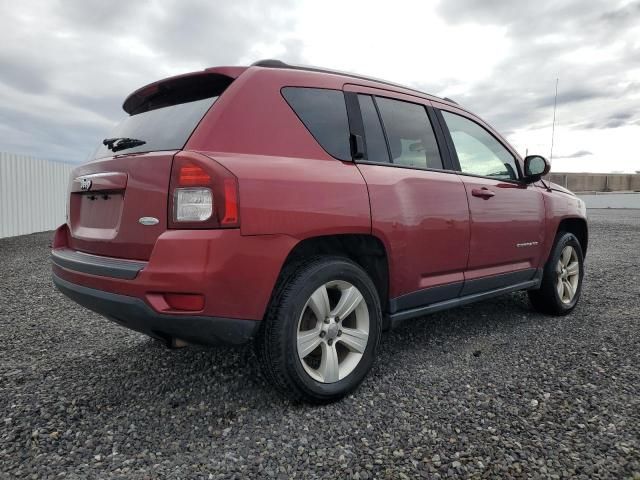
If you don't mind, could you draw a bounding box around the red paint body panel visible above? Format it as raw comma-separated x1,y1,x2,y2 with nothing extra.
188,68,346,158
68,151,176,260
356,164,470,298
54,225,296,320
433,101,549,278
459,176,546,275
538,185,588,261
197,152,370,238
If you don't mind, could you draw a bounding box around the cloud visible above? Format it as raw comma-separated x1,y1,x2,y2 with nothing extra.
555,150,593,159
0,0,639,172
577,110,638,130
536,88,607,108
0,0,297,162
599,1,640,27
433,0,640,136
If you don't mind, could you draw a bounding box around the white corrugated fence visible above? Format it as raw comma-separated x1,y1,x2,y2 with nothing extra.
0,152,74,239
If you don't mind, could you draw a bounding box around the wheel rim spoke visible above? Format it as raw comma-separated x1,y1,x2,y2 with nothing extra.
338,327,368,353
563,280,575,301
555,245,579,304
557,278,564,299
567,261,579,277
296,279,370,384
319,342,340,383
297,328,322,359
330,286,364,320
307,285,330,321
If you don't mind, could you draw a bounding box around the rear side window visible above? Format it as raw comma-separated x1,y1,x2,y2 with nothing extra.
281,87,351,161
357,95,390,163
375,97,443,170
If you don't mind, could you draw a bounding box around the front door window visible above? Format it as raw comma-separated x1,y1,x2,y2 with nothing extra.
441,111,518,180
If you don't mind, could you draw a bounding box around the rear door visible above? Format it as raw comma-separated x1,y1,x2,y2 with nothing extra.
344,85,470,313
435,103,545,294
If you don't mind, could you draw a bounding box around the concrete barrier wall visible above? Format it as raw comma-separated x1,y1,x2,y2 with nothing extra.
0,153,74,238
578,192,640,209
548,173,640,192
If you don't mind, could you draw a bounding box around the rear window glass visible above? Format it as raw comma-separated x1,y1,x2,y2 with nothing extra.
281,87,351,161
93,97,216,159
358,94,390,163
375,97,443,170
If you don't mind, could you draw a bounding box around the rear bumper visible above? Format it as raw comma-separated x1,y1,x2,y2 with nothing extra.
51,224,298,321
53,273,259,345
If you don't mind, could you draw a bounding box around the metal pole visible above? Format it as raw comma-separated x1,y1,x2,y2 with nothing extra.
550,78,558,162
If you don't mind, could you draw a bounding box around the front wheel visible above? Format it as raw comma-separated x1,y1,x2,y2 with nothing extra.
529,232,584,315
256,256,382,403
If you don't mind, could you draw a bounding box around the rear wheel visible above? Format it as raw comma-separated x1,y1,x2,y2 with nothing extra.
529,232,584,315
256,256,382,403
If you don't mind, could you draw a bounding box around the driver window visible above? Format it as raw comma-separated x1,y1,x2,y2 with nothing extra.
441,111,518,180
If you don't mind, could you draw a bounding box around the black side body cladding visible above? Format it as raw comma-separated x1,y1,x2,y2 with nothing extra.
53,274,259,346
461,268,537,296
389,281,464,314
388,269,543,329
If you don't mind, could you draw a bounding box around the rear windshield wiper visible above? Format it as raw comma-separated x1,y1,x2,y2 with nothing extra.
103,137,146,152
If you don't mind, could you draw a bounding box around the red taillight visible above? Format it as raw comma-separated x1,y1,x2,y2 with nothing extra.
178,163,211,186
222,178,238,225
168,152,240,229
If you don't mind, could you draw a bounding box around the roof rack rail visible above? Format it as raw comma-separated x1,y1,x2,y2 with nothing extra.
250,59,456,106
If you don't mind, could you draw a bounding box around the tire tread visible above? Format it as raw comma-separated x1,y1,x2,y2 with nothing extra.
529,231,584,316
256,255,381,403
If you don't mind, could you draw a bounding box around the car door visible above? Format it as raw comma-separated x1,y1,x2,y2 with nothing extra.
434,103,546,295
344,85,471,313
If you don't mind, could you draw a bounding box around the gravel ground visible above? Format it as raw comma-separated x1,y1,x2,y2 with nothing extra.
1,209,639,479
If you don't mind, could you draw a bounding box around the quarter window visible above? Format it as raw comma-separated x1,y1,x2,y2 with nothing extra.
375,97,443,170
441,111,519,180
281,87,351,161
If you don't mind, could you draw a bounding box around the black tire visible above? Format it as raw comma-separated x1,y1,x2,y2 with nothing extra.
529,232,584,315
256,256,382,403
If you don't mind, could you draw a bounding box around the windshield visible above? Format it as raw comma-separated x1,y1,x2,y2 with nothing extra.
93,96,217,158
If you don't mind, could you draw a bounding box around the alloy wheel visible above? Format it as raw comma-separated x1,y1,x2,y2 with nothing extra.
296,280,370,383
556,245,580,304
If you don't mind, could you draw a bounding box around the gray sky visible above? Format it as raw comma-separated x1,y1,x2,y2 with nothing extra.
1,0,639,172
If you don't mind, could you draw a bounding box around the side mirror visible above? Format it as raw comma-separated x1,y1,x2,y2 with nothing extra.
523,155,550,183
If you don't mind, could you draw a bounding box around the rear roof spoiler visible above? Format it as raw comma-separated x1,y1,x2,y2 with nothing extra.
123,61,460,114
122,66,247,115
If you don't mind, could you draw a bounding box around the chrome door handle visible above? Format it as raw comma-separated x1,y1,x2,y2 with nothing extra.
471,187,495,199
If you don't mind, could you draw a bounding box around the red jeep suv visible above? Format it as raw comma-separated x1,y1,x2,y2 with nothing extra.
52,60,587,403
